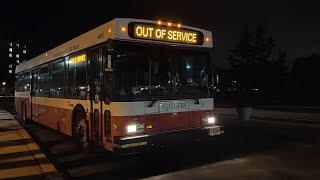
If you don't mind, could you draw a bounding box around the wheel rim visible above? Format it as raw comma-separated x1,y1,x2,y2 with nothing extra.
76,118,88,146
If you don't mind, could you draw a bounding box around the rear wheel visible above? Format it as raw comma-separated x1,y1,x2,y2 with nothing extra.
73,112,89,149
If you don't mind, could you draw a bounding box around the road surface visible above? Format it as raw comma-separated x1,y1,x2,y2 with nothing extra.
18,107,320,179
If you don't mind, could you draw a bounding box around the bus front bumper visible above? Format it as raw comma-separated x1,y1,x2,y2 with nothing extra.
113,126,224,154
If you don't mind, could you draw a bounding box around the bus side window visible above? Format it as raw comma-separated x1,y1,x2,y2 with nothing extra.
67,54,87,99
51,60,65,98
31,69,36,96
39,65,50,97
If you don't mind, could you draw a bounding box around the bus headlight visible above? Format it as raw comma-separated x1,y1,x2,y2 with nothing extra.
202,116,216,125
127,123,145,134
207,116,216,124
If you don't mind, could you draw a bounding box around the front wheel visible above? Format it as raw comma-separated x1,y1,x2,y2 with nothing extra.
73,112,89,149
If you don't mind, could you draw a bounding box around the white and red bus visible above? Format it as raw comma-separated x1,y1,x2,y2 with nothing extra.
15,18,223,153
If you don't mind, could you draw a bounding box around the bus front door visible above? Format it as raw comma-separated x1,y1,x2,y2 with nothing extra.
89,48,103,143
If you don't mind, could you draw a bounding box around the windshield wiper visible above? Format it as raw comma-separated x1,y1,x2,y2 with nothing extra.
193,97,200,104
148,97,161,107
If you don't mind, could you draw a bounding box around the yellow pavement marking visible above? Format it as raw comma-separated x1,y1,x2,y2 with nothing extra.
0,144,31,155
0,133,21,142
41,163,58,173
34,153,46,159
0,165,43,179
0,111,57,176
0,155,35,163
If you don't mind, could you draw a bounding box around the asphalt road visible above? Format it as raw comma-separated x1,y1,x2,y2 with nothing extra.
21,109,320,179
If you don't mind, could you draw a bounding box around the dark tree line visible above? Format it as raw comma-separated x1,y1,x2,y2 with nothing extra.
225,25,320,105
291,54,320,100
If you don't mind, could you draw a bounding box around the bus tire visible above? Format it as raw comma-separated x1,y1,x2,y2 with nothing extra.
73,112,89,150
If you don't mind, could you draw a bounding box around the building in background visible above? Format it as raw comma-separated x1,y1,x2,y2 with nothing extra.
5,42,28,95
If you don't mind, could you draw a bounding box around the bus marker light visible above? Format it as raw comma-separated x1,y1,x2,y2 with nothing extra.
177,23,181,28
167,22,172,27
157,20,162,25
205,37,210,42
146,124,153,129
121,27,126,32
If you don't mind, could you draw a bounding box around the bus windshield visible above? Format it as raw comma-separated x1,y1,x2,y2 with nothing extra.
113,43,213,101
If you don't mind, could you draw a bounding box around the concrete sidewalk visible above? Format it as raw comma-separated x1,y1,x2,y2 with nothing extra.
0,110,59,179
216,107,320,123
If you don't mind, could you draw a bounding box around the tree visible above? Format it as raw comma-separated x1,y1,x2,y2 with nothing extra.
291,54,320,99
228,25,287,94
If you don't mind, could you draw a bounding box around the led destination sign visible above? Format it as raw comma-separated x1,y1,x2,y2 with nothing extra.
129,23,204,45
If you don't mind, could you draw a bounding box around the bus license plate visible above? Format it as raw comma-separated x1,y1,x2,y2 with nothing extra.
208,127,221,136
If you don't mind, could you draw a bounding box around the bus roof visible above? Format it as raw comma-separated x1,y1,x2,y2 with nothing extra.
16,18,213,73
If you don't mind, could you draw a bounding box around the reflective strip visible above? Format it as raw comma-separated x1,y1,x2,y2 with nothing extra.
114,141,147,149
19,96,214,116
120,134,149,141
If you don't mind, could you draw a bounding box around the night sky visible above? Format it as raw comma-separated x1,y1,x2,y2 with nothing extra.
0,0,319,82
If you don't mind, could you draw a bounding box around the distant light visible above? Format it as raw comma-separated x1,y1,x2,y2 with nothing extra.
157,20,162,25
121,27,126,32
177,23,181,28
167,22,172,27
186,64,191,69
45,53,48,56
108,28,111,33
2,82,6,86
205,37,210,42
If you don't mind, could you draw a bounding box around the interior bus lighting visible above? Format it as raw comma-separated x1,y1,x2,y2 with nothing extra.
167,22,172,27
157,20,162,25
121,27,126,32
177,23,181,28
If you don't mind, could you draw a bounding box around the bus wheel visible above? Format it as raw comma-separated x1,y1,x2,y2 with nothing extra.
73,112,89,149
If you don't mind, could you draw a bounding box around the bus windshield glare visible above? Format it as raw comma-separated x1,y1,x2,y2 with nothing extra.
113,43,213,101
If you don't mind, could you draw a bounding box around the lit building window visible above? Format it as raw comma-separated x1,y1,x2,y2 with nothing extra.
9,48,12,52
16,43,20,48
23,49,26,54
24,45,27,48
9,43,13,47
9,64,12,68
16,54,19,58
16,60,19,64
9,54,12,57
9,70,12,74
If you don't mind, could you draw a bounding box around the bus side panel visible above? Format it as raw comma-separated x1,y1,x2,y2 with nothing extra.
26,98,32,120
15,97,22,117
58,108,73,136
